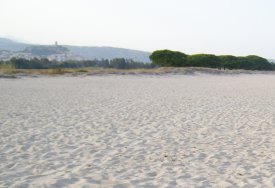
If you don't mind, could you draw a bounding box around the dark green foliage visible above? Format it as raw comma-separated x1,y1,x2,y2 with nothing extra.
110,58,127,69
219,55,239,69
150,50,273,70
187,54,221,68
9,57,51,69
219,55,272,70
240,55,271,70
2,58,154,69
109,58,154,69
150,50,187,67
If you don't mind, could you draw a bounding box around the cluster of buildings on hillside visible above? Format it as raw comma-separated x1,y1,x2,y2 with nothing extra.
46,53,86,61
0,50,86,62
0,51,33,61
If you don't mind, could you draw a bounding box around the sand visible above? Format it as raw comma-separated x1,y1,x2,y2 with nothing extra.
0,74,274,187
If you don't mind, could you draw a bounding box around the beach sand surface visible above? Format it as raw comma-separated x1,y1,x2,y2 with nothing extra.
0,74,274,187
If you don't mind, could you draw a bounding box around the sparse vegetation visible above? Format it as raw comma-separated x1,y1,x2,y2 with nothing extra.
0,63,21,74
48,68,66,75
77,69,88,73
1,66,274,77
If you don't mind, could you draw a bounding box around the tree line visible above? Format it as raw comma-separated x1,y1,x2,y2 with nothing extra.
0,58,155,69
150,50,274,70
1,51,274,71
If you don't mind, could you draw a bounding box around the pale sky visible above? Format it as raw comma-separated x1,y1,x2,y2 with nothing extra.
0,0,274,58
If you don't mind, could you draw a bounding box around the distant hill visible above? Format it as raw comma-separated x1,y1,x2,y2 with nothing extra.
65,45,150,62
0,38,30,51
268,59,275,63
24,45,69,56
0,37,151,62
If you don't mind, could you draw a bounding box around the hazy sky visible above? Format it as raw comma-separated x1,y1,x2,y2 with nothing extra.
0,0,274,58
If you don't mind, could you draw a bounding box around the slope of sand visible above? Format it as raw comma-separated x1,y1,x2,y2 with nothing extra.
0,75,274,187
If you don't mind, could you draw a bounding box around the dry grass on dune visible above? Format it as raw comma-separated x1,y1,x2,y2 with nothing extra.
0,66,274,77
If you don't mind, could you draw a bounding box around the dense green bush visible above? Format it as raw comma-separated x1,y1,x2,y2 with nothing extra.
150,50,187,67
187,54,221,68
150,50,273,70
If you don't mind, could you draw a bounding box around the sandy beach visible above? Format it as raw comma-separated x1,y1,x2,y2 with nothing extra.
0,74,274,187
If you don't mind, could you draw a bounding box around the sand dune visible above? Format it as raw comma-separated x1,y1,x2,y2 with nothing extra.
1,67,275,78
0,75,274,187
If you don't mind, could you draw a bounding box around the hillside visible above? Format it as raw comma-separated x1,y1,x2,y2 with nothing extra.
0,38,151,62
24,45,69,56
66,46,150,62
0,38,30,51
